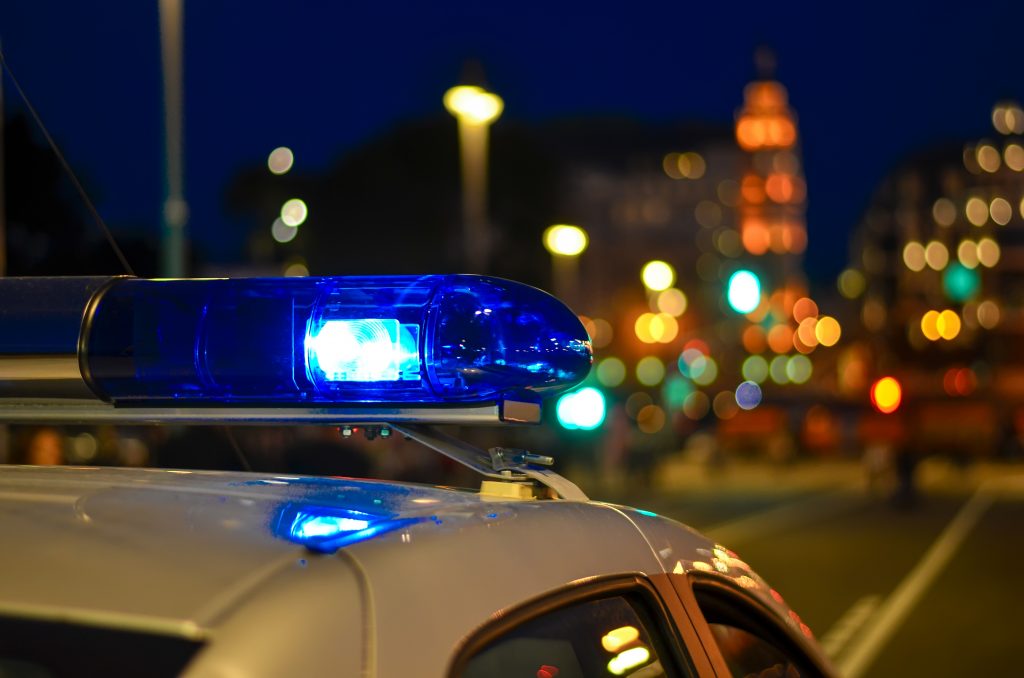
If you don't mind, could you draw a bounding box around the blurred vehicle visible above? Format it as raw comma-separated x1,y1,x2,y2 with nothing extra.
0,275,833,677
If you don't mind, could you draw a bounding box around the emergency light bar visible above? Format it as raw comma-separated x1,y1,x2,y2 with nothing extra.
0,275,592,424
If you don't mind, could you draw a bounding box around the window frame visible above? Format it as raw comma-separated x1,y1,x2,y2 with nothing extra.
671,571,838,678
447,573,716,677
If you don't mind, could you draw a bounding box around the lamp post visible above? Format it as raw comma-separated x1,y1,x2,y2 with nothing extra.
443,85,502,273
543,224,588,308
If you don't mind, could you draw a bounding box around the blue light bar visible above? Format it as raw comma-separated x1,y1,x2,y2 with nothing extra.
54,275,591,405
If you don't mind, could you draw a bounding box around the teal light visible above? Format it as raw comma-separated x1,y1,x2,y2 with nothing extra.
556,387,607,430
943,263,980,303
727,270,761,314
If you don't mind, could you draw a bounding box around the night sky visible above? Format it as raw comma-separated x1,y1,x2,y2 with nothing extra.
1,1,1020,282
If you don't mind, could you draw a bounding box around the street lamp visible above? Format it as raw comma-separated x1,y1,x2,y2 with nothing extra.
542,224,588,308
444,84,503,272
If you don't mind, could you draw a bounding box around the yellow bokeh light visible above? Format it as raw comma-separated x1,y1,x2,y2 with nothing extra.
543,224,588,256
976,145,1001,172
1005,144,1024,172
641,260,675,291
966,197,989,226
932,197,956,226
678,152,706,179
920,310,941,341
924,241,948,270
872,377,902,414
815,316,841,347
957,240,979,269
977,237,1001,268
656,288,688,316
977,300,1000,329
936,310,961,340
652,312,679,343
267,146,294,175
990,197,1012,226
634,313,657,344
280,198,308,227
797,317,819,348
443,85,503,125
902,242,926,271
601,626,640,653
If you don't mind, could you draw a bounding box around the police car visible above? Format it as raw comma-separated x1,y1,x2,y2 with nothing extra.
0,274,834,677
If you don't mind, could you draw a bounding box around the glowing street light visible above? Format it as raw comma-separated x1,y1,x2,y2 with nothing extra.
444,83,503,273
543,224,588,306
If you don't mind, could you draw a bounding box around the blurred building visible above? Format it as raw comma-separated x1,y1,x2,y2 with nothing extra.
842,101,1024,455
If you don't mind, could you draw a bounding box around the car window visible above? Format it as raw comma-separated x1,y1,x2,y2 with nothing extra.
693,586,818,678
0,614,201,678
460,594,680,678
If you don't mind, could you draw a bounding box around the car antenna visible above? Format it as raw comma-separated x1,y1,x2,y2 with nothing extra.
0,47,135,276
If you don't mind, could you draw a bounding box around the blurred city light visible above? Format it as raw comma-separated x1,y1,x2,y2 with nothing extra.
977,300,1000,328
932,197,957,226
636,404,666,433
742,355,769,383
641,260,675,291
726,270,761,313
543,224,589,256
443,85,503,125
871,377,902,414
712,391,739,419
943,262,981,302
937,309,962,340
902,241,926,271
596,357,626,387
786,354,812,384
735,381,762,410
271,217,298,243
683,391,710,420
814,316,841,347
636,356,666,386
281,198,308,227
267,146,294,175
283,261,309,277
555,387,606,430
655,288,688,316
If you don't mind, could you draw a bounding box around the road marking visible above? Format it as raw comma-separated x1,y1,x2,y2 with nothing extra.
838,487,994,678
703,486,861,545
818,594,880,659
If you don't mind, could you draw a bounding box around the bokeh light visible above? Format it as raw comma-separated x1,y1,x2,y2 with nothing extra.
656,288,688,316
556,387,606,430
735,381,762,410
636,404,666,433
742,355,769,383
281,198,308,227
814,316,841,347
786,355,812,384
271,217,298,243
727,270,761,313
641,261,675,291
596,357,627,387
871,377,902,414
636,356,666,386
543,224,589,256
683,391,710,420
267,146,294,175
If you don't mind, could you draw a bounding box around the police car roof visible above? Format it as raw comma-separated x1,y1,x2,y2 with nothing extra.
0,465,720,673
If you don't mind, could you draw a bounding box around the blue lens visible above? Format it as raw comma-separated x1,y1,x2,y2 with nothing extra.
82,275,591,404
